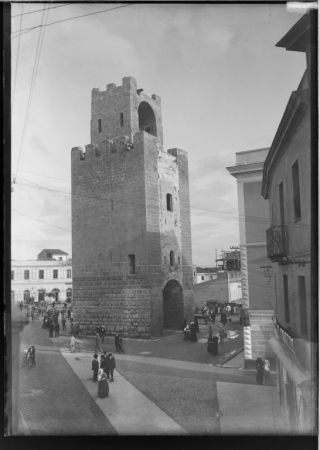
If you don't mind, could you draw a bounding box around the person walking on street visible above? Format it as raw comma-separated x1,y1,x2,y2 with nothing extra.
92,354,99,382
183,325,190,341
27,346,36,367
69,334,76,353
189,322,197,342
219,327,225,345
263,359,273,386
62,316,66,331
115,333,120,353
95,333,103,353
108,353,116,382
255,358,264,385
118,336,125,353
208,324,213,340
221,310,227,327
49,321,54,338
194,317,199,333
55,322,60,337
211,310,216,324
97,368,109,398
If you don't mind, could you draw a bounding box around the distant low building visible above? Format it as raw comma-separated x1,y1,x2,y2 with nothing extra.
11,250,72,304
193,266,218,284
193,272,228,311
37,249,68,261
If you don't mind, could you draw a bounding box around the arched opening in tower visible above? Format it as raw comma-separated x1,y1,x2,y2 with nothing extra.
163,280,184,330
138,102,157,137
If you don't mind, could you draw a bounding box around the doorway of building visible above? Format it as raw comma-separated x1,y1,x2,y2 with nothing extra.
52,289,60,302
163,280,184,330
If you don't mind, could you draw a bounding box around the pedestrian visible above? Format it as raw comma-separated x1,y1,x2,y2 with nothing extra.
255,358,264,385
115,333,120,353
108,353,116,382
219,327,225,345
207,336,214,354
95,333,103,353
62,316,66,331
181,319,187,332
20,301,23,311
189,322,197,342
211,310,216,324
31,310,34,321
97,368,109,398
194,317,199,333
221,310,227,327
104,352,110,380
69,334,76,353
49,321,54,338
92,354,99,382
263,359,273,386
208,324,213,340
212,335,219,355
183,325,190,341
67,309,71,322
55,322,60,337
100,325,106,342
118,336,125,353
27,346,36,367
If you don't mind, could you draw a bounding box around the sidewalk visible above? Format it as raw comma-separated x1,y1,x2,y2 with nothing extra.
217,381,288,435
60,346,187,435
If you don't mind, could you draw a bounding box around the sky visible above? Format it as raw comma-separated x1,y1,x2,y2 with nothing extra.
11,3,307,265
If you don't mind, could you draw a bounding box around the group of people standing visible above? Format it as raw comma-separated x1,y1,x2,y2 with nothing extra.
182,318,199,342
92,351,117,398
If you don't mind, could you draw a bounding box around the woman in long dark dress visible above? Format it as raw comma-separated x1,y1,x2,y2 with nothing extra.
194,317,199,333
189,322,197,342
255,358,264,385
98,369,109,398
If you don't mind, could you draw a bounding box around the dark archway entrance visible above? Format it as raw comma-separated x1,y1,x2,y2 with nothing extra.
163,280,184,330
138,102,157,137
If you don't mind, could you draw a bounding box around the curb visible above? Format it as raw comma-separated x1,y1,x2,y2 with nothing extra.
215,347,244,368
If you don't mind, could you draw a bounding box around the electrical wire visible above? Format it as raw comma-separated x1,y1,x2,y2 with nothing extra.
11,4,134,38
15,6,48,178
12,3,23,114
12,3,72,18
12,209,71,233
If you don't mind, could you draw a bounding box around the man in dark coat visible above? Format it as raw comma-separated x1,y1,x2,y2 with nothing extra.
27,346,36,367
115,333,120,353
194,317,199,333
255,358,264,385
49,321,54,338
108,353,116,382
211,310,216,324
221,310,227,326
118,336,125,353
62,316,67,331
212,336,219,355
92,354,99,382
55,322,60,337
189,322,197,342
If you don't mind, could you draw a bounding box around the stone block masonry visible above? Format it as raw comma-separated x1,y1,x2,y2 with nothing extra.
71,77,194,338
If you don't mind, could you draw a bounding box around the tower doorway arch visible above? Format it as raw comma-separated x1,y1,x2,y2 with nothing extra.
138,102,157,137
163,280,184,330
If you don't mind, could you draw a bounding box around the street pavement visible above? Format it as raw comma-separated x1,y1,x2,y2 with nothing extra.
17,313,284,435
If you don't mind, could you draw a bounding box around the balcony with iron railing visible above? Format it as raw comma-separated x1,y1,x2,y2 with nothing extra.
266,224,288,263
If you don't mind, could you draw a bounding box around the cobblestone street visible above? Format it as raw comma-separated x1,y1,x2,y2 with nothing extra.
17,316,254,435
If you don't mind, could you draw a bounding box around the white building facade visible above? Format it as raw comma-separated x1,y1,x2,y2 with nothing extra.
11,259,73,304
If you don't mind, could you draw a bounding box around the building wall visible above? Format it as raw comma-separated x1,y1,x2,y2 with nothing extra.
192,273,228,310
72,78,194,338
11,261,72,303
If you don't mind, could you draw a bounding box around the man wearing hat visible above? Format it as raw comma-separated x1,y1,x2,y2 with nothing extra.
108,353,116,382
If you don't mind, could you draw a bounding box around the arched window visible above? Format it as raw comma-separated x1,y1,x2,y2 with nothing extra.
170,251,174,267
24,290,30,303
166,194,173,211
138,102,157,137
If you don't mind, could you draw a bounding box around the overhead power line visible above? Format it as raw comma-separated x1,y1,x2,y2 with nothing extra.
11,3,134,39
12,3,72,18
15,5,49,177
13,174,311,230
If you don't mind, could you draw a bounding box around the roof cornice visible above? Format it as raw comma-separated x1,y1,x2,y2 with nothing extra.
276,14,310,53
226,161,265,178
261,88,310,198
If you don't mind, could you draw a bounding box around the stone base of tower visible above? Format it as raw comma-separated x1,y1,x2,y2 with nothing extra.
243,310,276,369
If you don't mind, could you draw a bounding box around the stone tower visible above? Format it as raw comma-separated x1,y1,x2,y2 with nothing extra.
71,76,194,338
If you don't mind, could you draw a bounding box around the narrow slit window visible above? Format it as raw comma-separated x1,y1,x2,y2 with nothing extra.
98,119,102,133
120,113,124,127
178,256,180,265
170,251,174,267
166,193,173,211
292,160,301,220
128,254,135,274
